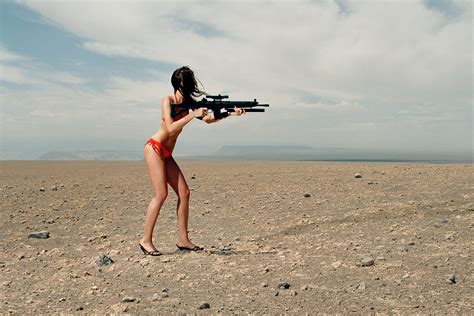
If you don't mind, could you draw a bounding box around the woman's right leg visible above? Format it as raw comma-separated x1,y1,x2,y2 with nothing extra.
140,145,168,251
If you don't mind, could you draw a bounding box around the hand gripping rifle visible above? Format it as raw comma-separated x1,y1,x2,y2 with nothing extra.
171,94,269,119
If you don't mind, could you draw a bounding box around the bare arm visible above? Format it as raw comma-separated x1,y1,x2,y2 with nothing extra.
162,96,201,134
202,107,245,124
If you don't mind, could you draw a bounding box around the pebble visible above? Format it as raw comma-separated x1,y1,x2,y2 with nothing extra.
331,261,342,269
445,273,456,284
356,282,366,290
39,187,45,192
359,256,375,267
260,282,268,288
273,291,279,297
51,185,58,191
278,282,290,289
198,302,210,309
303,193,311,198
98,254,114,265
121,296,136,303
151,293,161,301
300,284,309,291
354,173,363,178
28,231,50,239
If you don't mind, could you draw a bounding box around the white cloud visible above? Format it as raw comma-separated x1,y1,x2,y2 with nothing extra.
4,0,472,155
0,46,29,62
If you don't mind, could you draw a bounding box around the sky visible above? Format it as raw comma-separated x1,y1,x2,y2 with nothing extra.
0,0,472,159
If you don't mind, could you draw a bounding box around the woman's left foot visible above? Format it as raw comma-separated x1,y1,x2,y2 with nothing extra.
176,242,204,251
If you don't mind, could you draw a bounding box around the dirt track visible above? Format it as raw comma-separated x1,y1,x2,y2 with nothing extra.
1,160,473,314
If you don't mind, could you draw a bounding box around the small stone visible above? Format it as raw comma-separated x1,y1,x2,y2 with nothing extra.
161,287,169,293
98,254,114,265
198,302,210,309
39,187,45,192
356,282,366,290
376,255,385,261
359,256,375,267
408,241,415,246
300,285,309,291
303,193,311,198
28,231,49,239
445,274,456,284
91,286,98,290
260,282,268,288
278,282,290,289
354,174,363,178
273,291,279,297
121,296,136,303
151,293,161,301
51,185,58,191
331,261,342,269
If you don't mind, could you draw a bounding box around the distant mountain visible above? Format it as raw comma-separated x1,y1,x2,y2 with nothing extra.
207,145,472,162
38,150,142,160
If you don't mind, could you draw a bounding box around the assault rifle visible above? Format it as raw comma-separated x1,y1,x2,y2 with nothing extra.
171,94,269,119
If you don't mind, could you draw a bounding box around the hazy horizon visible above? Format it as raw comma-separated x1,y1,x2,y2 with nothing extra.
1,0,472,160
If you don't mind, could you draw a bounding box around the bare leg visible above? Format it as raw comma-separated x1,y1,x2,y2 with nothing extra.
140,145,168,252
165,156,199,248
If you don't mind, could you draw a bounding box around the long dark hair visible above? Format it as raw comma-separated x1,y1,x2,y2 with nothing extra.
171,66,206,103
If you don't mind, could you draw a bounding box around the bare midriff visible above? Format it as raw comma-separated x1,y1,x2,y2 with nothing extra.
148,95,189,153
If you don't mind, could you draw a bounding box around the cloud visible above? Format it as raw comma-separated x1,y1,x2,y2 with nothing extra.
3,0,472,155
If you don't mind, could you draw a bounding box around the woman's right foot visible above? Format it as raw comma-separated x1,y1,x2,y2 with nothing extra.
139,241,162,256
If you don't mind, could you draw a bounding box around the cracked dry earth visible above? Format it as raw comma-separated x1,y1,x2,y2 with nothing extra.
0,160,473,314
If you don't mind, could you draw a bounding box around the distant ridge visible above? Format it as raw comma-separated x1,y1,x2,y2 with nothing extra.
38,150,142,160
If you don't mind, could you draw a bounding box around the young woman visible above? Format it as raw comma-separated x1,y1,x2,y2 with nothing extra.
139,66,245,256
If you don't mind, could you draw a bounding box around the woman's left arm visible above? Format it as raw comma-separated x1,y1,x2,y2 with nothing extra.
203,107,246,124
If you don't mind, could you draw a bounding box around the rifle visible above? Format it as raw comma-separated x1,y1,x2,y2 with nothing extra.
171,94,269,119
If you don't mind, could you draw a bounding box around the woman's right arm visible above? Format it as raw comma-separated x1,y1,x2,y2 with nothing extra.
161,96,205,135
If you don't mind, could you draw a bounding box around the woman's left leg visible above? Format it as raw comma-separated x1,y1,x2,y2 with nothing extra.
165,156,199,248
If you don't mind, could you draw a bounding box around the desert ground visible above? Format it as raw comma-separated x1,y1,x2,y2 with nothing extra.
0,160,472,314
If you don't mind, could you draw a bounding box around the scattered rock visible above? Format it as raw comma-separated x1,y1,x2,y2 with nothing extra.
151,293,161,301
356,282,366,290
198,302,210,309
28,231,49,239
359,256,375,267
98,254,114,265
121,296,137,303
331,261,342,269
303,193,311,198
273,291,279,297
278,282,290,289
300,284,309,291
354,174,363,178
51,185,58,191
39,187,45,192
260,282,268,288
445,274,456,284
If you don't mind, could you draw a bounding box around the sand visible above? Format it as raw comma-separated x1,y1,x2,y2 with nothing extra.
1,160,473,314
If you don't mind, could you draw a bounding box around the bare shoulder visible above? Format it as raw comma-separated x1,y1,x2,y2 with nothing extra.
161,95,173,105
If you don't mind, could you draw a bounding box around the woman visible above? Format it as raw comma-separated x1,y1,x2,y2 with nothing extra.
139,66,245,256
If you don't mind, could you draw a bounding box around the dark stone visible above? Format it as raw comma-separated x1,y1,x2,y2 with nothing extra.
445,274,456,284
278,282,290,289
303,193,311,198
98,254,114,265
198,303,210,309
28,231,50,239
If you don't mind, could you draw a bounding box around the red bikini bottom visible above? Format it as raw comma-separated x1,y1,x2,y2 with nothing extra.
144,138,172,159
